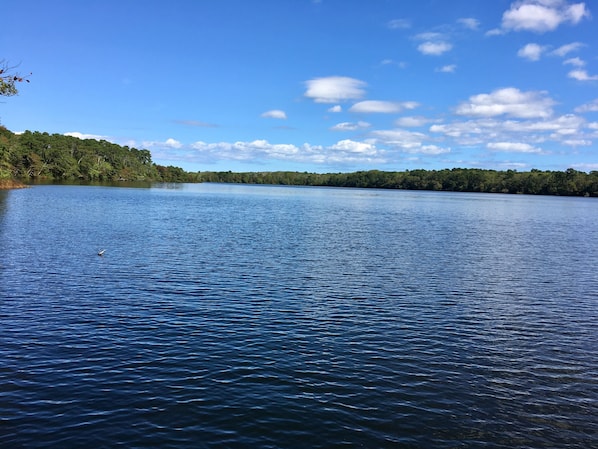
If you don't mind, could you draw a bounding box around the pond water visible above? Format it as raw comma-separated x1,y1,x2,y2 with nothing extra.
1,184,597,448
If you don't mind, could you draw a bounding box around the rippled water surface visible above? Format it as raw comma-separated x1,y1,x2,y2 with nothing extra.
1,184,597,448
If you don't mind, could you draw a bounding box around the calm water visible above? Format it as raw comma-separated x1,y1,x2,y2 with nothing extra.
1,184,597,448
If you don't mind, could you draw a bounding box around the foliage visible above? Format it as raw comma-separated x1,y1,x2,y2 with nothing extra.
0,127,169,182
0,61,30,96
192,168,598,197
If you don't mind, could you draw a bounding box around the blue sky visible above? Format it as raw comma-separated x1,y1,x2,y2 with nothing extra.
2,0,598,172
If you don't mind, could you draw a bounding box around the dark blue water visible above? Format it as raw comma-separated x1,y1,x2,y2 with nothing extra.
1,184,597,448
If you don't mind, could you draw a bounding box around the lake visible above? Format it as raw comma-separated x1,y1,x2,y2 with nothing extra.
1,183,597,448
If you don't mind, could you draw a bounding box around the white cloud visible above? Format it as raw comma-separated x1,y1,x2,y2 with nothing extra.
401,101,419,110
487,142,543,153
191,140,297,162
370,129,427,149
455,87,555,119
568,69,598,81
504,114,585,133
304,76,367,103
572,162,598,171
142,138,183,149
261,109,287,119
328,105,342,113
330,139,377,155
330,121,371,131
516,41,585,62
517,43,546,61
64,132,107,141
350,100,417,114
413,33,453,56
437,64,457,73
430,114,589,150
369,129,449,154
417,41,452,56
575,98,598,112
165,138,183,148
189,139,386,166
458,18,480,30
501,0,590,33
551,41,584,56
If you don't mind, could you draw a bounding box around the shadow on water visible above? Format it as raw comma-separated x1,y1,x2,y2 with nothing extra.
0,190,8,221
25,179,155,189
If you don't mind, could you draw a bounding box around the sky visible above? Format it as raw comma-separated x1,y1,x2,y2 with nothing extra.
2,0,598,173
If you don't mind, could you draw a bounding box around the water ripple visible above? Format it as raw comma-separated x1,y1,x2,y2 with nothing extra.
1,185,597,448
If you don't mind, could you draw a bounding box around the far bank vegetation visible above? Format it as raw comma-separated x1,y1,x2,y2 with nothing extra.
1,127,597,196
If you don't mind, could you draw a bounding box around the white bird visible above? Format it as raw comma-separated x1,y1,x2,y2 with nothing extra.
98,249,105,256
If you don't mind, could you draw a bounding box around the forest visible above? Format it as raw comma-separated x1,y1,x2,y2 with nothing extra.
1,127,597,196
0,127,170,182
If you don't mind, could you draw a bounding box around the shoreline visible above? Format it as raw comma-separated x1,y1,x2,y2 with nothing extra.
0,179,28,190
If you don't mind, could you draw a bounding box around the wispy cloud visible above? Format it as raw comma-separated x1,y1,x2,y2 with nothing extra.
330,121,371,131
387,18,411,29
380,59,408,69
457,17,480,30
175,119,218,128
575,98,598,113
349,100,418,114
370,129,450,154
395,116,433,127
436,64,457,73
551,41,584,56
563,57,585,67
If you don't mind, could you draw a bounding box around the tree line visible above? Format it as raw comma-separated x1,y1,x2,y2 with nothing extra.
189,169,598,197
1,127,597,196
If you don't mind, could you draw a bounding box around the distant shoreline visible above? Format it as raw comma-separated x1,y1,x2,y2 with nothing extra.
2,128,597,196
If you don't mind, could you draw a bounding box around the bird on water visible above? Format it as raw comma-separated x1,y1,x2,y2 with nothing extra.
98,249,105,256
